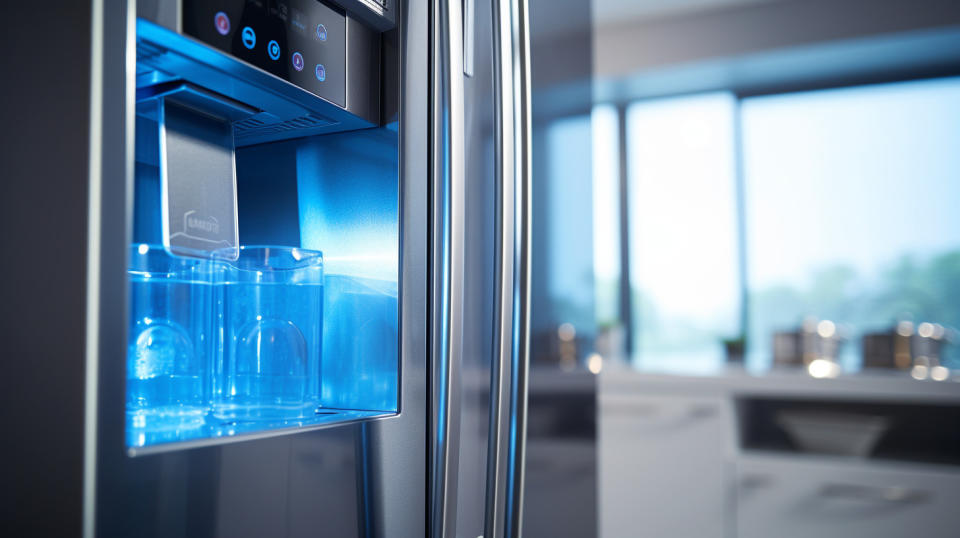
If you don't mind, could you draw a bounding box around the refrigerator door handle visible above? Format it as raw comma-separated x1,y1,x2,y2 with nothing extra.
431,0,466,536
485,0,533,537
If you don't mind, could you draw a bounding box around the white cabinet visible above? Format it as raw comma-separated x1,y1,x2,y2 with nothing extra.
599,393,731,538
737,454,960,538
737,456,960,538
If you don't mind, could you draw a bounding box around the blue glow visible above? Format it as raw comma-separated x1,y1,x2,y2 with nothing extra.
213,246,324,422
129,21,400,449
241,26,256,49
126,245,214,447
267,40,281,61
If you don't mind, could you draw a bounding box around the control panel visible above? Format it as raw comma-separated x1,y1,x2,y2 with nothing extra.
182,0,346,107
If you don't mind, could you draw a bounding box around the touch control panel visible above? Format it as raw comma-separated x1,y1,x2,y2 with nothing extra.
183,0,346,107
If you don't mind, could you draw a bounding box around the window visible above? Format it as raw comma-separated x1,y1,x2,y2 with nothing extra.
614,76,960,373
625,92,741,374
742,77,960,370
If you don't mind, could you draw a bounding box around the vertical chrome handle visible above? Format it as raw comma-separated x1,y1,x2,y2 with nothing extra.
431,0,466,536
486,0,533,537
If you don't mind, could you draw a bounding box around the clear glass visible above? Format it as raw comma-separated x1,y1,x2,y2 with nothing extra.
212,246,324,423
127,244,215,447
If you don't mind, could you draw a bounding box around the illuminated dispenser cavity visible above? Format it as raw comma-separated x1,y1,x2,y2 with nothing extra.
127,4,398,452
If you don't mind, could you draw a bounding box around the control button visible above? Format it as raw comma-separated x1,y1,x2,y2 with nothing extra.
315,64,326,82
267,40,281,60
292,52,304,72
241,27,256,49
316,23,327,41
214,12,231,35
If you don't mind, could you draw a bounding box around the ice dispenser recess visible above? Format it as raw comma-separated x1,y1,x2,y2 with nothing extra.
127,6,398,452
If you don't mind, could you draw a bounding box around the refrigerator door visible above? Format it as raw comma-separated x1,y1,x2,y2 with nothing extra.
89,1,429,537
73,0,531,536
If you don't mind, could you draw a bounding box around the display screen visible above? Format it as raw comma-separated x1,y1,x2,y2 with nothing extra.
183,0,346,107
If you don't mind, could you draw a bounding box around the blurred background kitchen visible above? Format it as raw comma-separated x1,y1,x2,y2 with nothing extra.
523,0,960,536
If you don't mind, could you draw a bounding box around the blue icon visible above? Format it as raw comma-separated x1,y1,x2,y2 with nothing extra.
214,12,231,35
315,64,325,81
316,23,327,41
241,27,256,49
292,52,304,72
268,40,281,60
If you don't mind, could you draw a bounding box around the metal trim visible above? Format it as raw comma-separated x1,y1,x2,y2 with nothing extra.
505,0,532,535
484,0,514,535
430,0,466,535
83,0,106,535
485,0,533,536
463,0,475,77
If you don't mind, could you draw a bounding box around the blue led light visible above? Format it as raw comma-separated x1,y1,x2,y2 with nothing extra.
315,63,325,82
292,51,304,72
241,26,256,49
316,23,327,42
267,39,281,60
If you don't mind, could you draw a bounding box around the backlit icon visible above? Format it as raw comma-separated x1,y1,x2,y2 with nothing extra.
316,23,327,41
214,12,230,35
292,52,304,71
241,27,256,49
315,64,326,81
268,40,281,60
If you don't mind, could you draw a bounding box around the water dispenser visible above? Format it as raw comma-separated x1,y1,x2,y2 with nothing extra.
129,0,399,451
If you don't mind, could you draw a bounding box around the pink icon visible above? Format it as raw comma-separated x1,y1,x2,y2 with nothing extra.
292,52,304,72
214,12,230,35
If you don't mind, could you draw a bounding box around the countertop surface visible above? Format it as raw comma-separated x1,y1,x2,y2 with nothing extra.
599,364,960,404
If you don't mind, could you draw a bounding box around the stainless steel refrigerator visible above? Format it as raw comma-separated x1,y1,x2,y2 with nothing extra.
3,1,532,536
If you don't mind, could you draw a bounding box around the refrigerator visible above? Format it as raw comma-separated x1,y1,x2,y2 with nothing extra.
2,1,532,537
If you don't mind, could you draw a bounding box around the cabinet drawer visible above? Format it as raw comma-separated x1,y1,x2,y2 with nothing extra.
737,455,960,538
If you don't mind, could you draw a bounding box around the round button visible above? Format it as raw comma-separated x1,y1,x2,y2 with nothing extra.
316,24,327,41
292,52,304,72
267,40,281,61
315,64,326,82
241,27,256,49
214,12,231,35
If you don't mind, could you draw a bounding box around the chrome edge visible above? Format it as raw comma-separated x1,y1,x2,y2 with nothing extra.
506,0,532,535
430,0,466,536
484,0,515,535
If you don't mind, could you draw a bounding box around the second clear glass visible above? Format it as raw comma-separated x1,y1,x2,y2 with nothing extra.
212,246,324,423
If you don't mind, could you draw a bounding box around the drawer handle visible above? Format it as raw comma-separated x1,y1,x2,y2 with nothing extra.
818,483,931,504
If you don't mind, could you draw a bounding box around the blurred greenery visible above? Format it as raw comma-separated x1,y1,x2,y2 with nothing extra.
619,249,960,370
748,249,960,368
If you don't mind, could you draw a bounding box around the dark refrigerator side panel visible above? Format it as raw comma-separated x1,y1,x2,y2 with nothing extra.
0,2,95,535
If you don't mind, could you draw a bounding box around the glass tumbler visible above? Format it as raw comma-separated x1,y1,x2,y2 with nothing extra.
127,244,215,445
213,246,324,423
